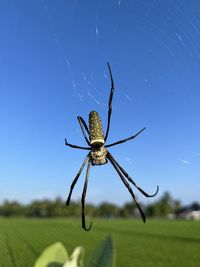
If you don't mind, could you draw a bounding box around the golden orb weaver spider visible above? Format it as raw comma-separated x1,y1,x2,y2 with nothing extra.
65,63,159,231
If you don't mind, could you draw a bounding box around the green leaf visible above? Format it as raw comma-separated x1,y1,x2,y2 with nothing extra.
63,246,84,267
86,236,114,267
34,242,69,267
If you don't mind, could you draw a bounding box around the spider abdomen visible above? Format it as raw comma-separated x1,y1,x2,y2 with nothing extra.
89,111,105,146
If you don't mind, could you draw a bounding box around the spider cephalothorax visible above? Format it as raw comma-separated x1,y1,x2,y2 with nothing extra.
90,145,107,166
65,63,159,231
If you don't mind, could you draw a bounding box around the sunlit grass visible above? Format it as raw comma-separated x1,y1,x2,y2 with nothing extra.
0,218,200,267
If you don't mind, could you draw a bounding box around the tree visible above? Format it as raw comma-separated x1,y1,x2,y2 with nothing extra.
120,202,137,218
190,202,200,211
97,202,119,218
0,200,24,216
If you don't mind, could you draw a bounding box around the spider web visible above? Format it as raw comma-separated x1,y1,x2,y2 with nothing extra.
2,0,199,215
41,0,200,207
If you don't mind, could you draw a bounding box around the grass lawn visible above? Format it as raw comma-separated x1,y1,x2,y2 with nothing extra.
0,218,200,267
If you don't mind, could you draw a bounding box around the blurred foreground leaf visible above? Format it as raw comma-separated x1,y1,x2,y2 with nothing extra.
34,236,113,267
34,242,69,267
63,246,84,267
86,236,114,267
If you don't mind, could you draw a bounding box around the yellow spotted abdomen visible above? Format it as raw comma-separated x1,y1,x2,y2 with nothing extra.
89,111,105,146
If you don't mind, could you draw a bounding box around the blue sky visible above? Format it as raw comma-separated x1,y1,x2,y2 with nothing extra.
0,0,200,206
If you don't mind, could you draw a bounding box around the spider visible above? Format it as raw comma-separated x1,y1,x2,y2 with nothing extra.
65,63,159,231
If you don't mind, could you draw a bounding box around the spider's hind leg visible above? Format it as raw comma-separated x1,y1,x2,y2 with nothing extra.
65,139,90,150
77,116,90,146
105,63,115,142
105,127,146,148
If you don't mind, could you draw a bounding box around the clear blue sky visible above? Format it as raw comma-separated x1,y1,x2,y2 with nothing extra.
0,0,199,206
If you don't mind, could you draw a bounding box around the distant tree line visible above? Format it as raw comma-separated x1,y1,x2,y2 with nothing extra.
0,192,199,218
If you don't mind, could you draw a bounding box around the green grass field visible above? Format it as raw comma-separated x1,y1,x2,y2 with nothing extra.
0,218,200,267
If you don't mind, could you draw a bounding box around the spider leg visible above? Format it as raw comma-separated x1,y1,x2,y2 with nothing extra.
105,127,146,148
65,138,90,150
66,154,90,206
77,116,90,146
107,152,159,197
105,62,114,142
107,154,146,222
81,159,92,231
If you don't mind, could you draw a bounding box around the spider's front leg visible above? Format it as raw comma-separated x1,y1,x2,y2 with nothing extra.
107,152,146,222
107,152,159,197
66,153,92,231
81,159,92,231
66,154,90,206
